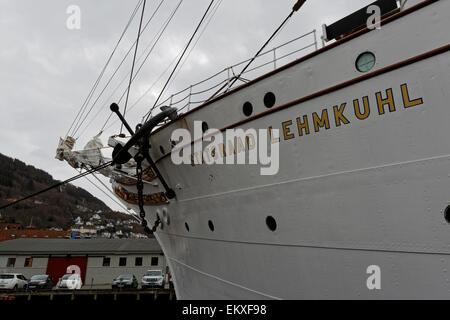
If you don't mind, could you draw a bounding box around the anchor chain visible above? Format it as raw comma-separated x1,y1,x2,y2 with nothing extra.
109,103,176,235
135,155,146,224
135,153,160,235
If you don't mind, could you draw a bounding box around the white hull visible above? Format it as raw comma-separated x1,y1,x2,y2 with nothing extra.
112,0,450,299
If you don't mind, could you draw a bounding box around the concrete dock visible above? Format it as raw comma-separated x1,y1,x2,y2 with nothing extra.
0,288,176,302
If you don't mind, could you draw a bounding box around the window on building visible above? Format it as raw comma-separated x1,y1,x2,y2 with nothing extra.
119,257,127,267
6,258,15,268
151,257,159,266
102,257,111,267
135,257,143,266
24,258,33,267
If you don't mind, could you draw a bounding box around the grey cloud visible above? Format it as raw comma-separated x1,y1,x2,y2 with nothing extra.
0,0,374,211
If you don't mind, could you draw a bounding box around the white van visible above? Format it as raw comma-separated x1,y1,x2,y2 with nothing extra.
141,269,165,288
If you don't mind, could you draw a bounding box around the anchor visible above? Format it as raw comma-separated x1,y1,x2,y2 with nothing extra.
110,103,177,200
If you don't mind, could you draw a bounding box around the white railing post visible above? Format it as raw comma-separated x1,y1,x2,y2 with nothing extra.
273,48,277,70
158,29,319,113
227,67,235,91
188,85,193,111
313,29,318,51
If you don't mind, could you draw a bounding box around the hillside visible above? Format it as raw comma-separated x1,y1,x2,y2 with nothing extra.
0,153,144,236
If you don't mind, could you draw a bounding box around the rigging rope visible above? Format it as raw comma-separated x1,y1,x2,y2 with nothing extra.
71,0,167,139
79,0,305,137
76,0,181,139
100,52,182,133
115,0,184,106
0,162,113,211
150,0,224,113
66,0,144,139
121,0,147,134
143,0,216,123
82,171,141,223
208,0,306,101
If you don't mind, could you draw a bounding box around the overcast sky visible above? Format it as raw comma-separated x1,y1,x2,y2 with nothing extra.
0,0,375,213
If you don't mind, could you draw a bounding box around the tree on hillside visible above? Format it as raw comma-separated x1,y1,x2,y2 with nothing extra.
26,179,35,191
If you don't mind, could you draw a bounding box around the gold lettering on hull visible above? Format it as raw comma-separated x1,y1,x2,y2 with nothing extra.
280,83,424,141
312,109,330,132
401,83,423,108
333,103,350,127
376,88,396,115
190,130,277,166
353,96,371,120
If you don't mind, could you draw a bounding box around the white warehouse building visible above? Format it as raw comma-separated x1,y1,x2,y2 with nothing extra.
0,238,168,289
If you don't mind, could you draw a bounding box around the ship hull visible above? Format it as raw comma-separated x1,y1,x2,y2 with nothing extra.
157,52,450,299
114,0,450,299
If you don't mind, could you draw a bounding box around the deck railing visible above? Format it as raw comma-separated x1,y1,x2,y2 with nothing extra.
154,29,318,116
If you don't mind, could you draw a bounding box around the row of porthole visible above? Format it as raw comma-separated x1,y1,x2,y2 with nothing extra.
182,216,277,233
166,205,450,233
158,51,377,155
164,205,450,234
165,205,450,228
242,92,276,117
166,204,450,233
159,93,275,155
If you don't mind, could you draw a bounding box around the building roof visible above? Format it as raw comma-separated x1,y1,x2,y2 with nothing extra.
0,229,72,242
0,222,23,230
0,238,163,255
0,221,73,242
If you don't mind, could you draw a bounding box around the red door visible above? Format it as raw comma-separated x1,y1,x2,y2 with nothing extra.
46,257,88,285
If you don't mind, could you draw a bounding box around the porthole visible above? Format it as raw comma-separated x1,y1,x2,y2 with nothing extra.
242,102,253,117
266,216,277,232
211,147,216,158
208,220,215,232
185,222,190,232
202,121,209,133
264,92,276,108
160,145,165,155
445,206,450,224
356,52,376,73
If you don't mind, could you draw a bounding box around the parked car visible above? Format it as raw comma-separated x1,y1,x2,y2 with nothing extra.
56,273,82,290
141,270,165,289
26,275,53,291
0,273,28,291
112,274,138,290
